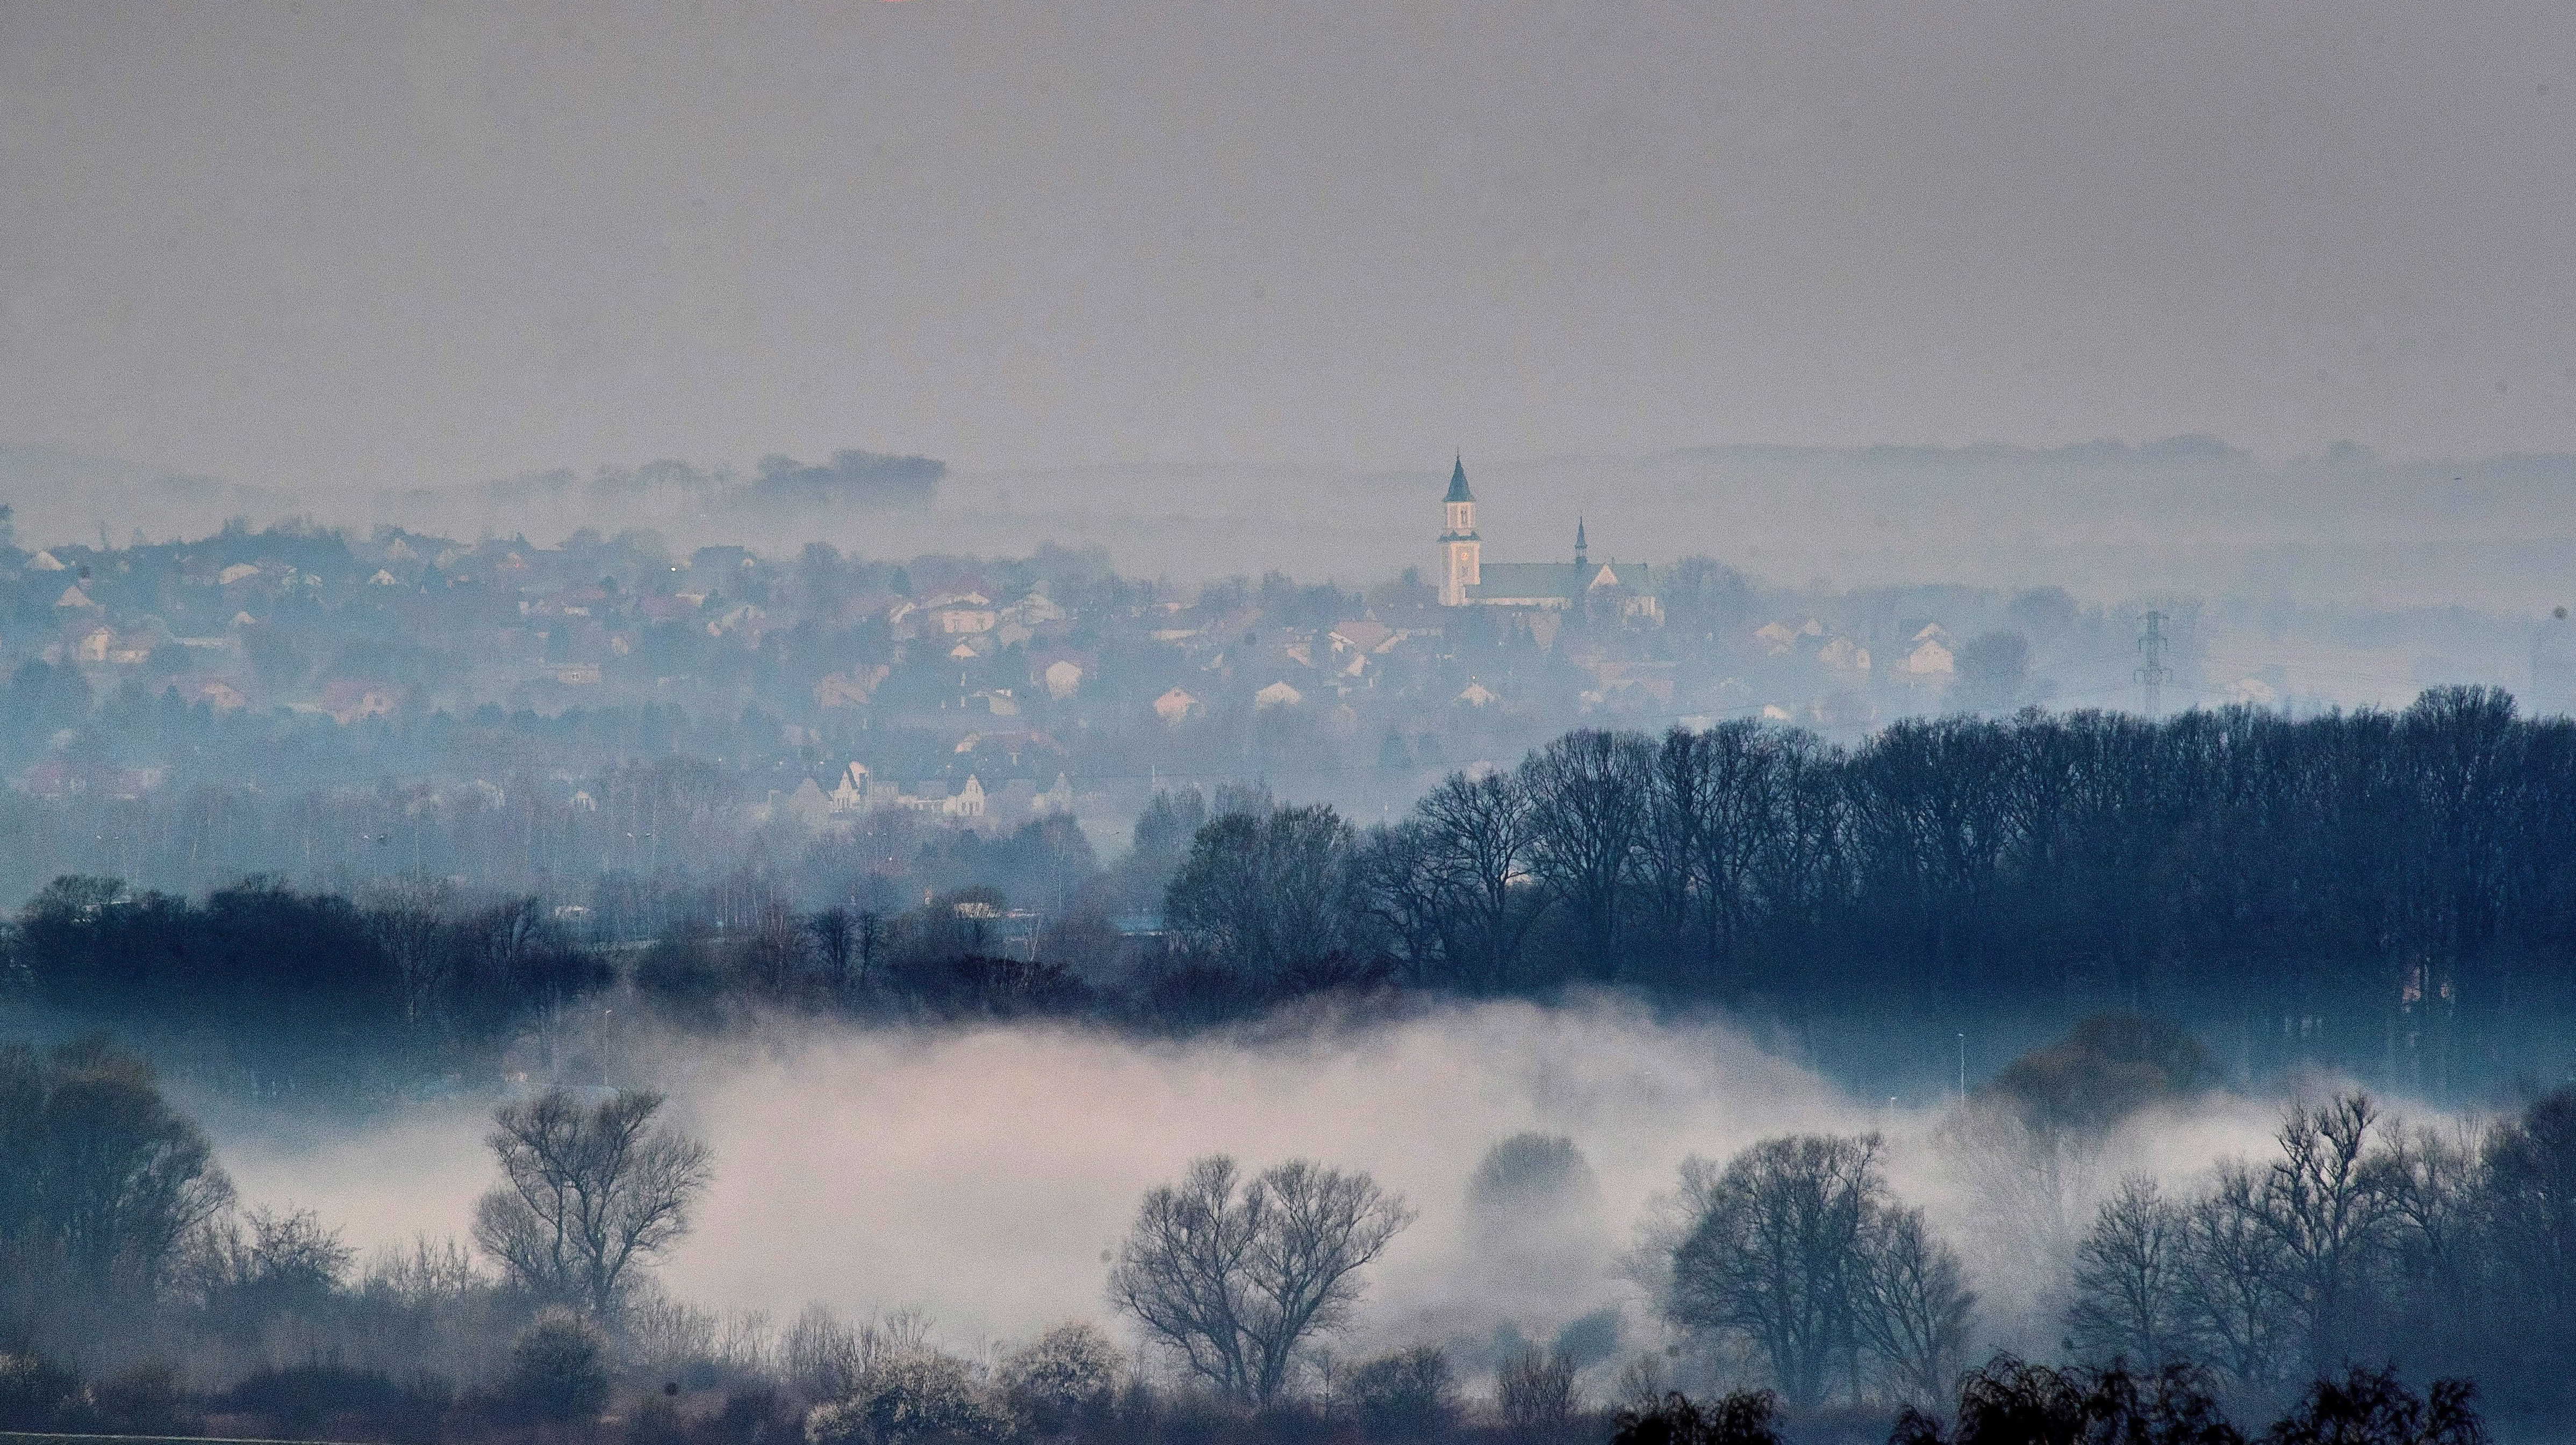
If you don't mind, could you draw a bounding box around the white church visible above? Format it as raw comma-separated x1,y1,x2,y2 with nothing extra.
1436,456,1662,623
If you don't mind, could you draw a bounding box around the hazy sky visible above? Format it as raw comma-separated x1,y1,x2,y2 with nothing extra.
6,2,2575,489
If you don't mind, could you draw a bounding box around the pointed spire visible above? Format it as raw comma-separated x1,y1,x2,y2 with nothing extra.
1575,516,1588,565
1444,452,1474,504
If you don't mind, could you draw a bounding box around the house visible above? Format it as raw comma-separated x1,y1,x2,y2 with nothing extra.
1329,618,1395,656
813,665,890,710
73,627,114,663
54,585,93,609
925,592,998,635
1038,772,1075,814
1903,635,1956,677
705,602,765,637
28,550,65,572
830,761,888,811
1254,680,1304,709
368,569,400,586
218,562,262,586
946,774,986,817
1817,637,1870,673
1153,687,1203,724
184,678,249,712
315,680,400,724
1041,657,1085,699
955,729,1066,766
1002,592,1067,627
781,778,834,831
1754,621,1805,656
1456,680,1500,708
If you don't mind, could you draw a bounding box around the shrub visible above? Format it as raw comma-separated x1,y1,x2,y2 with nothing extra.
1890,1357,2242,1445
806,1349,1013,1445
505,1306,613,1421
1347,1346,1455,1443
999,1321,1123,1434
1609,1391,1783,1445
89,1361,188,1436
0,1351,78,1430
225,1363,450,1442
630,1390,690,1445
2261,1367,2485,1445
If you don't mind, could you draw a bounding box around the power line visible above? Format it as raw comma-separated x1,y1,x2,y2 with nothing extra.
2135,610,2172,717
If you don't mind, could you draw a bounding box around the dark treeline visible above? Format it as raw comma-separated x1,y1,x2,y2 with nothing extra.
2,875,606,1090
10,690,2576,1099
1169,688,2576,1091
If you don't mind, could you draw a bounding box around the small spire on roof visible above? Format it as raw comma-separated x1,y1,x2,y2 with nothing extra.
1575,516,1589,565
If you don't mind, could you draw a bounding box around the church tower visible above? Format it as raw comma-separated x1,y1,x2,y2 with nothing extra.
1438,454,1481,606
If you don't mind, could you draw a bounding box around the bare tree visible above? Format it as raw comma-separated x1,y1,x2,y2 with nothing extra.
1164,806,1372,987
2379,1117,2482,1350
1520,730,1654,975
0,1037,234,1293
1413,768,1544,989
1855,1204,1976,1407
783,1302,867,1402
2262,1093,2396,1374
1108,1154,1413,1405
2176,1163,2294,1389
360,876,457,1031
472,1087,712,1320
1661,1133,1885,1409
808,905,860,992
1496,1347,1581,1442
2065,1176,2190,1370
2484,1088,2576,1368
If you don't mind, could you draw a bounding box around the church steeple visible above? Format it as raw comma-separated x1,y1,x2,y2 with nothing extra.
1437,454,1481,606
1574,516,1588,567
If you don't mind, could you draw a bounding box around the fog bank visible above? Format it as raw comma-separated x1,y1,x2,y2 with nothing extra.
215,1002,2355,1360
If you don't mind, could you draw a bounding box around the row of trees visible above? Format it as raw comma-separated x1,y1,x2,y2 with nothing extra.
18,687,2576,1094
1630,1084,2576,1420
1167,689,2576,1082
11,1026,2572,1442
2063,1090,2576,1408
4,875,605,1052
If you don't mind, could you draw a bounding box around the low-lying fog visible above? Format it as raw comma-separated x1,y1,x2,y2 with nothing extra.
212,1002,2331,1360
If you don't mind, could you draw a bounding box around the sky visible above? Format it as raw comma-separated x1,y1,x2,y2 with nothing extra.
5,1,2576,491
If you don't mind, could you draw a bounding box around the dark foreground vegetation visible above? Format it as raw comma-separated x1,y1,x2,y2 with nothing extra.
1620,1360,2485,1445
